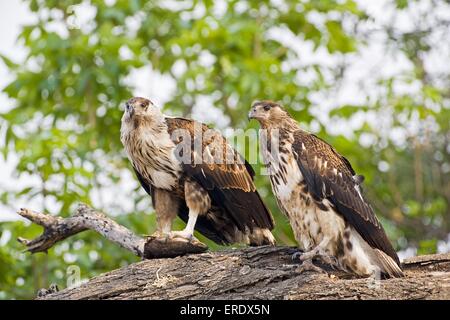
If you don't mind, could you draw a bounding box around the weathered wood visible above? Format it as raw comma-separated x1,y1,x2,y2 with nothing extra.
17,204,207,259
17,203,450,300
39,248,450,300
18,204,145,256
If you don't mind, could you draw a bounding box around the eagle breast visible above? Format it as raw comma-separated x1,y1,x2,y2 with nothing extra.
260,129,303,201
121,120,181,190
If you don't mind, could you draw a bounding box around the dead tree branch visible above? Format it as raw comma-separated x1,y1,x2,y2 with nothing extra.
17,203,206,259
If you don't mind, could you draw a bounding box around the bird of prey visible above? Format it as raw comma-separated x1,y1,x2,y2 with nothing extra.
249,100,403,278
120,97,275,246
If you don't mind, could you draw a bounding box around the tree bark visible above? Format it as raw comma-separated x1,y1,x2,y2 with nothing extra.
35,248,450,300
17,204,450,300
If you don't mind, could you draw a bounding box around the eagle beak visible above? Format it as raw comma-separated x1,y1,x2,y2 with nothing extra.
248,108,256,121
126,102,134,117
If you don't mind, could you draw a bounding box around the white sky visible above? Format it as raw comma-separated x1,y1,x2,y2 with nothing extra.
0,1,33,105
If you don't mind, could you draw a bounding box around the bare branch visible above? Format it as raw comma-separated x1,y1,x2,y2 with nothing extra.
17,203,207,258
17,207,87,254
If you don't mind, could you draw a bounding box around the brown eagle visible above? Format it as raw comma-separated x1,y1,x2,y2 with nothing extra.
120,97,275,246
249,100,403,278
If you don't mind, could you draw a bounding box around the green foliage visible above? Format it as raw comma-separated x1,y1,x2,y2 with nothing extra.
0,0,449,299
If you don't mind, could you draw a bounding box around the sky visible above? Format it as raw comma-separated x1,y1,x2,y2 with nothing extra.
0,0,449,257
0,1,33,107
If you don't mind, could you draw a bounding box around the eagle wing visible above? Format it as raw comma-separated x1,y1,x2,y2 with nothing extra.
292,130,400,265
133,166,153,197
165,117,274,234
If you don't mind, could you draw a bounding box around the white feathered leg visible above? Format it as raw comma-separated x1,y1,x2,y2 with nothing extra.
170,210,199,241
170,179,210,242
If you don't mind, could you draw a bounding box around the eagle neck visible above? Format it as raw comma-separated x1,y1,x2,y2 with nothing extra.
261,117,299,133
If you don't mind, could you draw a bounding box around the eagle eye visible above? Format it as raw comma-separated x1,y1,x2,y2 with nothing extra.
140,103,146,108
263,104,271,111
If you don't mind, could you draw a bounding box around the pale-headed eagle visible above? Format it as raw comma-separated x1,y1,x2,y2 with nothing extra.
249,100,403,278
120,97,275,246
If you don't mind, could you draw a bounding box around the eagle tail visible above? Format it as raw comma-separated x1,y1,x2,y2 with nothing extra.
178,204,275,246
197,211,275,246
246,227,276,246
374,249,404,278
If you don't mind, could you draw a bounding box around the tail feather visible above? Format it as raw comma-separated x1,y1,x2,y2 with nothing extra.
200,210,276,246
219,226,276,246
247,227,276,246
374,249,404,278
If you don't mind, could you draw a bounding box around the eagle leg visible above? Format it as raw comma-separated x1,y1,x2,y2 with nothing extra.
169,180,210,242
153,188,179,238
168,209,199,242
293,237,337,273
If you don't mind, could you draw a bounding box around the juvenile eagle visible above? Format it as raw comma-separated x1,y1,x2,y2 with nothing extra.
249,100,403,278
120,97,275,246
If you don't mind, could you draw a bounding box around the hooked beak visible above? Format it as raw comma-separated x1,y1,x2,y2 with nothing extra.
125,102,134,117
248,108,256,121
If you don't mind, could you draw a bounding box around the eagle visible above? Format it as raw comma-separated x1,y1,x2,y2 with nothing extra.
249,100,403,278
120,97,275,246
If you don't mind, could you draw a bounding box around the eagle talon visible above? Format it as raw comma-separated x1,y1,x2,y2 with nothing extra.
169,230,197,243
149,231,168,238
316,254,338,266
297,246,337,269
295,259,328,275
291,251,303,262
147,231,172,242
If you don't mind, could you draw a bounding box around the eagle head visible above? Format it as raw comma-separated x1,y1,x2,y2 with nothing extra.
121,97,164,127
123,97,154,119
248,100,290,126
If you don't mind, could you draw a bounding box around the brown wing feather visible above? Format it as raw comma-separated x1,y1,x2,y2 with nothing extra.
292,130,400,265
165,117,274,232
